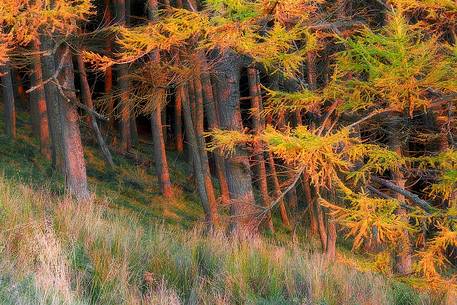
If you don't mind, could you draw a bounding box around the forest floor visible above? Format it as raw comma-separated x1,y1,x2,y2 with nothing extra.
0,109,450,304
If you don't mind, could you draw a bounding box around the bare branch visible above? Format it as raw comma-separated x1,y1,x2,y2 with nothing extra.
371,176,434,213
346,108,394,129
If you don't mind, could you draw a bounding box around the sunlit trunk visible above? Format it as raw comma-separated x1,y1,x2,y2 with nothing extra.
148,0,173,198
56,45,90,201
31,39,51,159
198,54,230,205
213,52,259,232
151,105,173,197
266,150,291,228
40,35,64,169
193,72,219,216
182,83,219,226
247,67,274,232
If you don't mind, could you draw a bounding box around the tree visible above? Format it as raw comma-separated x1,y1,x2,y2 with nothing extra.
75,53,114,168
1,0,93,200
30,39,51,159
0,64,16,138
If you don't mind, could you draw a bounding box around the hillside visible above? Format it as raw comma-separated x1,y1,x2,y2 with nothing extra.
0,109,452,305
1,0,456,303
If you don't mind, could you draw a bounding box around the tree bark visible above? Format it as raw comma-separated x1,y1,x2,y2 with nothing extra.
193,72,219,218
104,0,115,133
326,219,337,260
182,83,219,226
151,105,173,197
247,67,274,232
0,65,16,139
303,172,318,236
13,70,27,107
175,85,184,153
40,35,64,170
30,71,40,138
387,115,412,275
266,150,291,228
75,53,114,168
56,45,90,201
307,51,318,91
114,0,131,152
213,51,259,232
317,196,328,251
31,39,51,159
198,54,230,205
147,0,173,198
130,116,138,146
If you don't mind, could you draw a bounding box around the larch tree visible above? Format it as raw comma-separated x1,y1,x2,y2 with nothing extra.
1,0,93,200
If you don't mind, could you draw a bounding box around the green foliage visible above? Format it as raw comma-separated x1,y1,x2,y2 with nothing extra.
262,85,322,115
0,0,93,47
263,125,354,188
347,144,406,184
86,0,318,77
204,0,261,21
331,12,457,115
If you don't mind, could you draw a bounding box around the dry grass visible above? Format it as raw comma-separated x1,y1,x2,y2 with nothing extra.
0,176,451,305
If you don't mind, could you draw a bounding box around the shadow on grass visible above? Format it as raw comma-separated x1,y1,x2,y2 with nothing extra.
0,109,204,229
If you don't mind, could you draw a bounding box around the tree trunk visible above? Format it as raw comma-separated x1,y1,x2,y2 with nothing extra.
247,67,274,232
147,0,173,198
314,186,328,251
104,0,115,133
193,73,219,218
305,50,321,236
31,39,51,159
307,51,318,91
30,71,40,138
175,85,184,153
182,83,219,226
75,53,114,168
326,219,337,260
317,199,328,251
272,76,298,212
0,65,16,139
161,108,167,145
151,105,173,197
13,70,27,107
130,116,138,146
388,115,412,275
198,54,230,205
325,190,338,260
114,0,131,152
303,172,318,236
213,51,259,233
434,107,456,205
266,150,291,228
56,45,90,201
40,35,64,170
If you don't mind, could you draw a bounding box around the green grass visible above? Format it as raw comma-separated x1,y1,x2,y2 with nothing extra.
0,109,453,304
1,176,446,305
0,109,205,229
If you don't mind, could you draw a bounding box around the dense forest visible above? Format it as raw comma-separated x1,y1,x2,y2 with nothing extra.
0,0,456,303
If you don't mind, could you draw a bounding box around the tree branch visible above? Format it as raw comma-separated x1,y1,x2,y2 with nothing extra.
371,176,434,213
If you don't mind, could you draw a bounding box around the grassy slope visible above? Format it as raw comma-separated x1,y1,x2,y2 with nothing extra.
0,109,204,228
0,110,448,304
